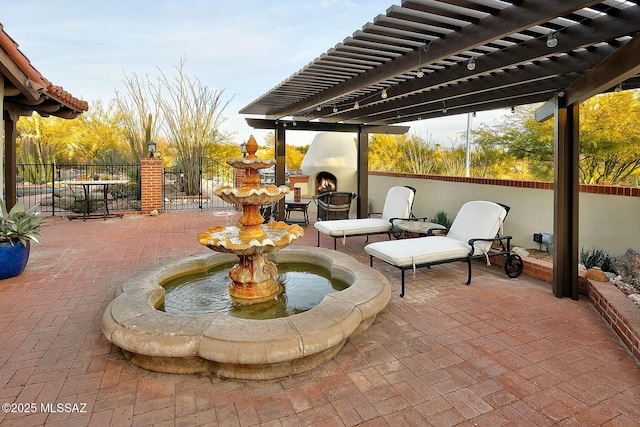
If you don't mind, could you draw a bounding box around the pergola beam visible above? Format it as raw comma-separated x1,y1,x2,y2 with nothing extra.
536,33,640,122
564,33,640,107
245,118,409,134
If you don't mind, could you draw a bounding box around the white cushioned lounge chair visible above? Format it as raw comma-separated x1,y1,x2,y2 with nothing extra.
314,186,416,249
365,200,523,297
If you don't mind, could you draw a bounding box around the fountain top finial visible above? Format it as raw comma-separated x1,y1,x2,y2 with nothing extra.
246,135,259,159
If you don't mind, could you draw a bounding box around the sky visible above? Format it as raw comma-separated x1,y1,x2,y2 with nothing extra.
1,0,511,148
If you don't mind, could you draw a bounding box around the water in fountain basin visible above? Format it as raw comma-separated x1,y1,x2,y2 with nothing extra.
159,262,349,319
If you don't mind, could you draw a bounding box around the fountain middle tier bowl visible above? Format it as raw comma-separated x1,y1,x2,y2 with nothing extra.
214,185,289,206
102,248,391,380
198,221,303,255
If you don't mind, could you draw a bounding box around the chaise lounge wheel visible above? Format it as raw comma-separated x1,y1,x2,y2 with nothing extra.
504,254,523,278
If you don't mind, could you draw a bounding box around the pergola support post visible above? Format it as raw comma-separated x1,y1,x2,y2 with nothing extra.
357,128,369,219
553,104,580,300
3,111,17,209
274,123,286,221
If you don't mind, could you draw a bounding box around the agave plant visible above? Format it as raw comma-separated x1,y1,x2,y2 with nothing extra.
430,210,453,229
580,246,618,273
0,199,42,245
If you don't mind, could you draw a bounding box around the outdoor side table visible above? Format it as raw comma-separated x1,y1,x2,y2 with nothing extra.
396,220,446,237
61,180,128,221
284,200,311,225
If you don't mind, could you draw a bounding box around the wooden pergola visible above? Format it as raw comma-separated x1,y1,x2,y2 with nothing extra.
1,23,88,209
241,0,640,299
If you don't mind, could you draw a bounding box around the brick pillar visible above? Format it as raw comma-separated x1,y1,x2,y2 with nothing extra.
235,168,245,188
140,157,164,214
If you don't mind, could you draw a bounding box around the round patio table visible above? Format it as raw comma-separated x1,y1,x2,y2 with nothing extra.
60,180,128,221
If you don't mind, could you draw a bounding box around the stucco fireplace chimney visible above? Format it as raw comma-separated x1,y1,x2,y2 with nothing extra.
300,133,357,198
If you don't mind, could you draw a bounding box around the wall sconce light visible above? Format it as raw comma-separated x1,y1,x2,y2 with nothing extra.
240,141,247,158
147,140,157,158
381,89,388,99
546,32,558,48
467,57,476,71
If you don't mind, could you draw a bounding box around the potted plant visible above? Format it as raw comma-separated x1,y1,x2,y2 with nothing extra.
0,199,42,280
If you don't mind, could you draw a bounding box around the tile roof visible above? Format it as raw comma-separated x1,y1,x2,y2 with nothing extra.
0,22,88,118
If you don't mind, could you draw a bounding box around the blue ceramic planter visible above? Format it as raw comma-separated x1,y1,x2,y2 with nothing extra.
0,240,31,280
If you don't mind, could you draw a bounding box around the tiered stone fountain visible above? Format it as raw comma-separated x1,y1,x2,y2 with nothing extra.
197,135,303,304
102,136,391,380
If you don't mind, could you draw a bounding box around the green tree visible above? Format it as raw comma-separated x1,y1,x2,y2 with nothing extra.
578,91,640,184
368,134,406,172
472,106,555,181
398,134,439,175
17,102,126,164
259,132,308,169
472,90,640,184
17,114,76,163
439,144,467,177
66,100,128,163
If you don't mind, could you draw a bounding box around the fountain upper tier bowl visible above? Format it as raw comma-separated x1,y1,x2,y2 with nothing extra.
227,157,276,170
101,247,391,380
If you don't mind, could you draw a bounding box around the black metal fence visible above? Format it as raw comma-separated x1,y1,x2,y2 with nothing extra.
14,163,141,215
163,157,235,211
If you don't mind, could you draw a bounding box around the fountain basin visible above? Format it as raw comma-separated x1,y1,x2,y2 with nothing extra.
101,247,391,380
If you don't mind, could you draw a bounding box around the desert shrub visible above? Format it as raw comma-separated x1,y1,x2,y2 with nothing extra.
580,247,618,273
431,210,453,229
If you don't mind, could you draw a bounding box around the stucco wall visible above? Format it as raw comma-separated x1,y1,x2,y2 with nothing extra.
368,174,639,255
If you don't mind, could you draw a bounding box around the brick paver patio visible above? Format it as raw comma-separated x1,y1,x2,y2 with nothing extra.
1,211,639,426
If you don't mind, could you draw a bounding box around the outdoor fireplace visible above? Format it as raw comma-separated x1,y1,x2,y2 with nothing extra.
300,133,357,209
316,172,337,194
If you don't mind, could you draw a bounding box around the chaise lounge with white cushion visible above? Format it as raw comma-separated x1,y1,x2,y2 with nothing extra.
314,186,416,249
365,200,523,297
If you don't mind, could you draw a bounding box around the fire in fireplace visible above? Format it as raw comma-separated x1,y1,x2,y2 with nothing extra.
316,172,337,194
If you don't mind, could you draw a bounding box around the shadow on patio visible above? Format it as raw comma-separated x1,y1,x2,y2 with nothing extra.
1,211,639,426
